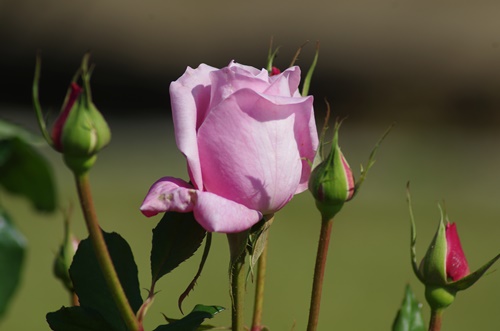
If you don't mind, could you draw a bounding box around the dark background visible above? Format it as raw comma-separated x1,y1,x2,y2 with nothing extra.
2,0,500,127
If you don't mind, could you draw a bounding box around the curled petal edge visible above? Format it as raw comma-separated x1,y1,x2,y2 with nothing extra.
140,177,262,233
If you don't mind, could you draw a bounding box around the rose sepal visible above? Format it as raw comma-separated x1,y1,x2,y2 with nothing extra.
418,207,447,286
407,184,427,284
448,252,500,291
351,121,394,200
33,53,53,146
301,41,319,97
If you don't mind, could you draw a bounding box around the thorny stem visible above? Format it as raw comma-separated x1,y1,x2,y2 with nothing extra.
231,253,246,331
251,239,269,331
306,216,334,331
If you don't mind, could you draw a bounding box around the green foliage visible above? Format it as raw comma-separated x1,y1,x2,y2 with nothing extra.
47,230,142,331
46,306,114,331
0,119,56,212
392,285,425,331
0,209,27,318
154,304,225,331
150,212,206,289
248,216,273,273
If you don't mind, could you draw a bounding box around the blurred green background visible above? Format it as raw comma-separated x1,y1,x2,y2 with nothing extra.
2,0,500,330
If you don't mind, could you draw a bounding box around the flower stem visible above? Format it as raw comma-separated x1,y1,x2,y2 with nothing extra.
75,173,139,331
306,216,334,331
429,309,443,331
231,254,246,331
251,239,268,331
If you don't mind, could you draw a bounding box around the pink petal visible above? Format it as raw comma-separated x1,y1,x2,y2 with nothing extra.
140,177,195,217
208,62,270,109
170,64,218,189
265,66,302,97
292,94,318,194
445,222,470,281
197,88,315,214
193,191,262,233
228,60,267,76
341,153,355,201
140,177,262,233
52,82,83,151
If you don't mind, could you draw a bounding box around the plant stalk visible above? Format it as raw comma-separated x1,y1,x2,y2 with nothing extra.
429,309,443,331
231,254,246,331
75,173,139,331
251,240,268,331
306,216,334,331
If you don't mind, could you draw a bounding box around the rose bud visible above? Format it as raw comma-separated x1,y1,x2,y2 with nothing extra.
33,53,111,175
308,121,354,220
53,216,79,292
408,197,500,311
270,66,281,76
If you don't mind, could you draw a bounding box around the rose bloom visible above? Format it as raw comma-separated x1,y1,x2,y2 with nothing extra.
141,61,318,233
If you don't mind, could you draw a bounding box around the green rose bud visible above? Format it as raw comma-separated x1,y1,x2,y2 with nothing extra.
408,188,500,312
33,53,111,175
308,122,354,220
53,216,79,292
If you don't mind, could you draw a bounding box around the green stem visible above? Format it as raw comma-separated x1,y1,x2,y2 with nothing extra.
75,173,139,331
231,254,246,331
429,309,443,331
306,217,334,331
251,240,268,331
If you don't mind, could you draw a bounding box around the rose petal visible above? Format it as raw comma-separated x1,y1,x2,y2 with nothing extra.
140,177,195,217
197,88,314,214
140,176,262,233
170,64,218,189
265,66,302,97
293,95,318,194
193,191,262,233
209,61,270,109
228,60,268,77
341,153,355,201
446,222,470,281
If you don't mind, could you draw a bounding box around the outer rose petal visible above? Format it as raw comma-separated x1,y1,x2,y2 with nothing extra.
197,88,314,214
292,93,318,194
140,176,262,233
170,64,218,189
140,177,194,216
193,191,262,233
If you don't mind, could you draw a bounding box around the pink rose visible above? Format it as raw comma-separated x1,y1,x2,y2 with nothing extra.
141,61,318,233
